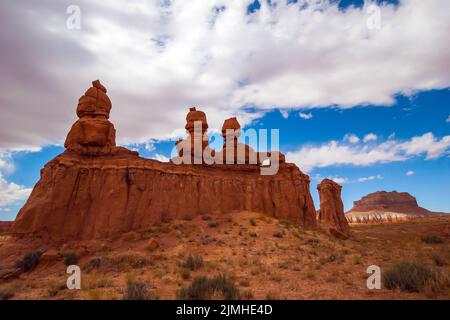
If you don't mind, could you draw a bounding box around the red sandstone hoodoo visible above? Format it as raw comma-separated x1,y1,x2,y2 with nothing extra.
317,179,350,239
12,80,319,241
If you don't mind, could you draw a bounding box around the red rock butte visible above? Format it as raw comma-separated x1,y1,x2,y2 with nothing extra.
12,80,318,241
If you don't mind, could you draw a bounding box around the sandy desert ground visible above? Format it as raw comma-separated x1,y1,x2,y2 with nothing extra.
0,212,449,300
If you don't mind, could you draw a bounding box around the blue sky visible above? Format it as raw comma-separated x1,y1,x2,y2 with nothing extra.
0,0,449,220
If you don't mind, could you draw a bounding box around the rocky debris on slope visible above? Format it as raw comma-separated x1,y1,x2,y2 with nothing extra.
346,191,445,223
11,80,317,241
317,179,350,239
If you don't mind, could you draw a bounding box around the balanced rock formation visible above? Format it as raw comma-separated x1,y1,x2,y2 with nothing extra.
12,80,317,241
346,191,442,223
317,179,350,239
215,117,258,164
64,80,134,157
173,107,215,164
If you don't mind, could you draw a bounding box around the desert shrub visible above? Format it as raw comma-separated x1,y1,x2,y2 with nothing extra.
181,254,204,271
48,282,65,297
249,218,257,227
62,252,79,266
272,231,283,238
306,270,316,280
0,289,14,300
241,289,253,299
111,254,151,269
123,279,158,300
265,290,280,300
421,235,444,244
201,215,212,221
383,261,448,293
207,221,219,228
15,250,42,272
176,274,240,300
180,268,191,280
430,253,447,267
85,257,102,272
249,232,257,238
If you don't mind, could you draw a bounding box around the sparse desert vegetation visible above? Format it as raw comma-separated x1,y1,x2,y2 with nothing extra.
0,212,449,300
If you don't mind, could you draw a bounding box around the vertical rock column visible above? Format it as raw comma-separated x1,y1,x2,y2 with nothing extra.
317,179,350,239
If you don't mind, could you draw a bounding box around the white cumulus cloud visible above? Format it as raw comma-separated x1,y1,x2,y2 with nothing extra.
0,152,32,210
286,132,450,172
406,170,415,176
363,133,378,142
1,0,450,150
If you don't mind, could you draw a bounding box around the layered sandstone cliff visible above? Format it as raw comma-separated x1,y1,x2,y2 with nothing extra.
0,221,13,234
12,80,317,241
346,191,443,223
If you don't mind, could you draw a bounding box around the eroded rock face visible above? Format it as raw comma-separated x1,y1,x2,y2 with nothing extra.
12,80,317,241
12,153,317,240
317,179,349,238
349,191,435,216
0,221,13,234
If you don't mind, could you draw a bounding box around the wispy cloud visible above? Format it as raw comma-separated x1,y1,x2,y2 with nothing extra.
406,170,415,176
152,153,170,162
299,112,313,120
357,175,383,182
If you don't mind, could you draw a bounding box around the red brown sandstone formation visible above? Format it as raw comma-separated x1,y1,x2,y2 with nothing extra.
173,107,215,164
317,179,350,239
349,191,435,215
215,117,259,164
0,221,13,234
11,80,317,241
64,80,134,157
346,191,443,223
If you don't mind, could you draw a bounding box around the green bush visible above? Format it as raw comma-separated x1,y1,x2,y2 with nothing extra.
177,274,240,300
181,254,204,271
383,261,448,293
15,251,42,272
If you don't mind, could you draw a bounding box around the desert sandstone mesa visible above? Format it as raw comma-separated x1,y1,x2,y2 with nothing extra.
12,80,318,241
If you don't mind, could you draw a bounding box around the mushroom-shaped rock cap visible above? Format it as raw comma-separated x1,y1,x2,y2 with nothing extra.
222,117,241,138
185,107,208,131
317,178,342,192
76,80,112,119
